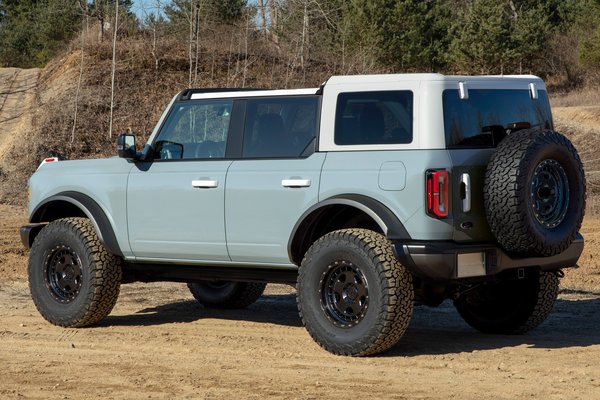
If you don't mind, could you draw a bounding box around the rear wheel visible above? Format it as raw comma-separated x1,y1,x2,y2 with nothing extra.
297,229,413,356
187,281,266,309
453,270,559,334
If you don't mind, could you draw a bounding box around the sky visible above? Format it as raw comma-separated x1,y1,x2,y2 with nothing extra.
131,0,163,19
131,0,260,19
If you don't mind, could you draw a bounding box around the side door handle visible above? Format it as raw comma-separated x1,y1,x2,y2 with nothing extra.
281,179,311,188
192,179,219,188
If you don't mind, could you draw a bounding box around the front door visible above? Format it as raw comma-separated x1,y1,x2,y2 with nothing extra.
127,98,234,261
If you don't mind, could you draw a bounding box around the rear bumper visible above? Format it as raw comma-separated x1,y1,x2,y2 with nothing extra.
393,233,584,281
20,224,46,249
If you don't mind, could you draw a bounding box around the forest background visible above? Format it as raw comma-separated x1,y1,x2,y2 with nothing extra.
0,0,599,204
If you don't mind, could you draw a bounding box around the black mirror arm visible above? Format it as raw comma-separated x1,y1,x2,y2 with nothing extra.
139,144,154,162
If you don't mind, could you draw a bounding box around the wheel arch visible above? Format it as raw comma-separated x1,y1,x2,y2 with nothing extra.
29,191,123,256
287,194,411,265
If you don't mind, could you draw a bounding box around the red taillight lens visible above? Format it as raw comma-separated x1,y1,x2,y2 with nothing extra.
426,170,449,218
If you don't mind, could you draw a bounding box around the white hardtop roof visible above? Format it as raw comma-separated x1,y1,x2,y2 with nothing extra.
186,73,544,99
189,88,318,99
325,73,543,85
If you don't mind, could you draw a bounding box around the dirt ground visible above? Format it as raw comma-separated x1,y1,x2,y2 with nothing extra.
1,205,599,400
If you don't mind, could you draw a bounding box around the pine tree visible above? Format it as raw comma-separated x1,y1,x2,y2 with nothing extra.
0,0,81,67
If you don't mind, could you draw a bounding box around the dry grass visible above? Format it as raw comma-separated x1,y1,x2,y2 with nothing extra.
551,87,600,107
552,106,600,200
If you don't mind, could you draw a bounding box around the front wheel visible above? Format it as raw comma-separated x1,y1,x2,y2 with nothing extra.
28,218,122,327
453,270,559,334
297,229,413,356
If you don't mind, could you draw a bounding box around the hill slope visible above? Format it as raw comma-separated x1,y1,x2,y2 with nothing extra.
553,106,600,211
0,68,40,203
0,38,328,205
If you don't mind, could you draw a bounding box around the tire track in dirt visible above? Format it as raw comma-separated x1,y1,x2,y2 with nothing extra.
0,67,40,162
0,279,599,400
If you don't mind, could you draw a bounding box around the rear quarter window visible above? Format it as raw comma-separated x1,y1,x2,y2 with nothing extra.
334,91,413,145
443,89,552,148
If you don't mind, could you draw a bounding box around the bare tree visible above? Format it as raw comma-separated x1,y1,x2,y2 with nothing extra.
138,0,165,72
187,0,203,87
78,0,108,41
71,15,86,144
300,0,309,69
150,0,163,71
108,0,119,139
258,0,267,36
269,0,279,44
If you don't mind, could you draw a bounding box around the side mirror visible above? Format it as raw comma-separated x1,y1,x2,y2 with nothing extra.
117,133,138,160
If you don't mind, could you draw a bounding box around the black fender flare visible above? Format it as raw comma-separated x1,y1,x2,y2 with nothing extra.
30,191,123,257
287,194,411,262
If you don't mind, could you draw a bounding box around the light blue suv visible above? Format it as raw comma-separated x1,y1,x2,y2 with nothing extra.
21,74,586,355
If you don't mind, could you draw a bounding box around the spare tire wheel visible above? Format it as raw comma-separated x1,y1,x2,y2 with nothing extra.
484,129,585,257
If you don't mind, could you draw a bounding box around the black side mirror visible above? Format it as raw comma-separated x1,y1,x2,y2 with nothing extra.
117,133,139,160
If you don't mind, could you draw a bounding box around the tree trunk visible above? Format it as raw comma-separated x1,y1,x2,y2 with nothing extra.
108,0,119,139
188,0,194,87
258,0,267,36
300,0,309,68
269,0,279,44
72,16,86,144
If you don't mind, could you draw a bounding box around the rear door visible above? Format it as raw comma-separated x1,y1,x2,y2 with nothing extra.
225,96,324,265
443,87,554,242
127,98,234,261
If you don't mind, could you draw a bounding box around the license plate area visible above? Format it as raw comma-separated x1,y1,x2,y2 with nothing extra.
457,252,486,278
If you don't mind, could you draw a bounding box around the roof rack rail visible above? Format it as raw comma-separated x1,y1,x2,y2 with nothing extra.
178,88,267,101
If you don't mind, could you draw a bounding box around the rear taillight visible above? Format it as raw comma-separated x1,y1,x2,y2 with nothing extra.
426,170,449,218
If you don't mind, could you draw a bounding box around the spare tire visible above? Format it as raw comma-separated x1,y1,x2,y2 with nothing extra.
484,129,585,257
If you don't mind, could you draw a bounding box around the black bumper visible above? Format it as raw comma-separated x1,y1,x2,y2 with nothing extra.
20,224,46,249
394,233,584,281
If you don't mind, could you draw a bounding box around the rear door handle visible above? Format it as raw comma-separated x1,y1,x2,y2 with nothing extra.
460,173,471,212
281,179,311,188
192,179,219,188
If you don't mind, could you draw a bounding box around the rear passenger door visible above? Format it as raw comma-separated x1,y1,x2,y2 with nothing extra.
225,96,325,265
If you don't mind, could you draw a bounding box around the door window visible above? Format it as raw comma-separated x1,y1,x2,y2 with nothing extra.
154,99,233,160
242,96,319,158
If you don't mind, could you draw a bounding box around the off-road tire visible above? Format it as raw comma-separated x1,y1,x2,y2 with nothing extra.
28,218,122,327
297,229,413,356
187,281,266,309
454,270,559,334
484,129,585,257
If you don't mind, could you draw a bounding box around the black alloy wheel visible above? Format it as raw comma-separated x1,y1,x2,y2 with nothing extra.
44,245,83,303
530,159,569,229
321,260,369,328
